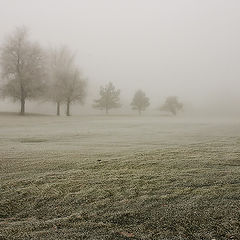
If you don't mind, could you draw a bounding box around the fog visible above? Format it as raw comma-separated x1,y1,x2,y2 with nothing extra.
1,0,240,116
2,2,240,238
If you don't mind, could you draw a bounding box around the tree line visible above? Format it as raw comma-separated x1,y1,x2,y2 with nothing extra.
0,27,183,116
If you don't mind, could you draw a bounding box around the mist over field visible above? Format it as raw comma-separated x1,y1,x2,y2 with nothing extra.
0,0,240,116
0,1,240,240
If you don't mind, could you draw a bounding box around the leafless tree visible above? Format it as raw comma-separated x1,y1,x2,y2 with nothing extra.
63,67,87,116
0,27,46,115
46,47,75,116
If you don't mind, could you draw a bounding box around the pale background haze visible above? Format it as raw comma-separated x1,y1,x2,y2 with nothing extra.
0,0,240,116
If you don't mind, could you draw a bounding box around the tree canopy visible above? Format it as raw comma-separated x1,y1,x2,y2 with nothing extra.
46,47,86,116
0,27,46,115
63,68,87,116
160,96,183,115
131,90,150,115
93,82,121,114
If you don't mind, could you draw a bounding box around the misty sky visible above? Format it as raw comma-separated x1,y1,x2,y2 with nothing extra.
0,0,240,115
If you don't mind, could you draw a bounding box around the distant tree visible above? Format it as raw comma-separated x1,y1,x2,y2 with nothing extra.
63,68,87,116
46,47,75,116
93,82,121,114
0,27,46,115
160,96,183,115
131,90,150,115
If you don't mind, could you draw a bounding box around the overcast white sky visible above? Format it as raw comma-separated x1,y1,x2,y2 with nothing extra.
0,0,240,115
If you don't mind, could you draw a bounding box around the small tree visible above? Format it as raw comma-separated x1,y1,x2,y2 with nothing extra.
160,96,183,115
93,82,121,114
131,90,150,115
0,27,45,115
63,68,87,116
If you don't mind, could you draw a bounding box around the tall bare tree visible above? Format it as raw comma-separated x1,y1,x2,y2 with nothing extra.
93,82,121,114
131,90,150,115
46,47,75,116
0,27,45,115
63,68,87,116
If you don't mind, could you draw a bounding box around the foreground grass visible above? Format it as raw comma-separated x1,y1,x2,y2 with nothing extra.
1,140,240,239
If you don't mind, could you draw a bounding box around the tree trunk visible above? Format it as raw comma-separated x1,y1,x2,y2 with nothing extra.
138,109,142,116
66,100,70,116
20,83,25,115
57,102,60,116
105,107,109,115
20,98,25,115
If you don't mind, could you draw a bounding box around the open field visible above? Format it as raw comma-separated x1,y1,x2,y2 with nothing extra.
0,114,240,239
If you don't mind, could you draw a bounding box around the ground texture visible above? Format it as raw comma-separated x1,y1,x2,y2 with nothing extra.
0,114,240,239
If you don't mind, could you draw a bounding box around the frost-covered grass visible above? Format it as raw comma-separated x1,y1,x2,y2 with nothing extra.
0,114,240,239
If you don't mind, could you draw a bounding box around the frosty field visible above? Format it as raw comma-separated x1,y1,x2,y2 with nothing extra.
0,114,240,239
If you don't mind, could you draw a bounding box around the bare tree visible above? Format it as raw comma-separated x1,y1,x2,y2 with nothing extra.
63,68,87,116
160,96,183,115
131,90,150,115
0,27,45,115
93,82,121,114
46,47,75,116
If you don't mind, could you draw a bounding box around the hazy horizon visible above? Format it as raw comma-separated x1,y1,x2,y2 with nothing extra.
1,2,240,239
1,0,240,116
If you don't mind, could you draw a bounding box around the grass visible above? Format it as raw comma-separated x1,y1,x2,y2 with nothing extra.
0,114,240,239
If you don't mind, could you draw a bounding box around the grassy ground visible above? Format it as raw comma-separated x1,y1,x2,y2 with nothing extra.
0,114,240,239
